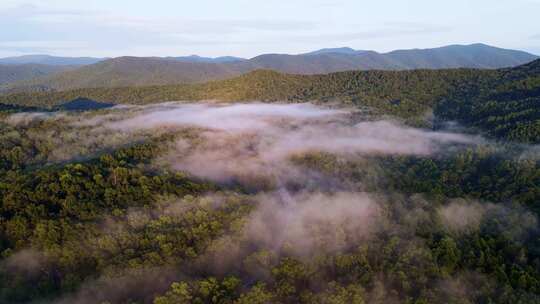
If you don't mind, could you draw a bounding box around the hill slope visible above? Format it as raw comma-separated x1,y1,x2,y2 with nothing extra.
435,58,540,142
168,55,247,63
4,44,537,93
384,43,538,69
3,59,539,143
0,64,75,86
6,57,247,93
252,44,538,72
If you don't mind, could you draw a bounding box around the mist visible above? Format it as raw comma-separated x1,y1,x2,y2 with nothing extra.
438,199,538,239
4,112,60,126
2,101,536,304
96,102,477,187
1,102,478,169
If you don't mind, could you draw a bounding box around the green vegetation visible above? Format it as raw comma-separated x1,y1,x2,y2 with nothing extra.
435,60,540,143
0,64,73,86
0,58,539,303
2,59,539,143
2,43,537,93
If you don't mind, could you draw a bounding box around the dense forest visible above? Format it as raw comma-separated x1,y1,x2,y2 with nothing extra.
0,59,539,304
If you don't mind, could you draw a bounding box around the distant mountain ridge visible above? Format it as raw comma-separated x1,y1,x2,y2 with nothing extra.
304,47,368,55
0,64,76,86
168,55,247,63
0,55,105,66
3,58,539,142
2,43,538,93
6,57,244,91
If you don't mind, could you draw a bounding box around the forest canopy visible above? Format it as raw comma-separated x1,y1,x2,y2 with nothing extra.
0,100,538,304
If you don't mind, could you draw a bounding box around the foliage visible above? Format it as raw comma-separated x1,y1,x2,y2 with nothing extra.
0,62,539,303
2,59,539,143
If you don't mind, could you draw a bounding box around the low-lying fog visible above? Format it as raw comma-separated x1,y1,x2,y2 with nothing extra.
4,102,479,182
5,102,535,304
103,103,476,186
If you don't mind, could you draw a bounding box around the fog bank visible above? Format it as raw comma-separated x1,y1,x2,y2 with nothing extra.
101,103,477,186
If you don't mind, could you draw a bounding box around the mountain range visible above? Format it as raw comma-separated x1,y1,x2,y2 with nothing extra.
0,64,76,86
0,54,105,66
167,55,246,63
1,43,537,93
3,58,539,143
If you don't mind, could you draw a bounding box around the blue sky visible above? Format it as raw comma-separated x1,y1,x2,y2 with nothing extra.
1,0,539,58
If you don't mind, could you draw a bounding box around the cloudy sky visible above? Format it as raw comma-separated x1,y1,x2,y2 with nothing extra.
1,0,539,58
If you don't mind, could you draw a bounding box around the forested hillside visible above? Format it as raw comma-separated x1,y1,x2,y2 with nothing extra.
435,59,540,143
0,64,75,86
2,59,539,143
0,55,538,304
4,57,246,93
2,44,536,93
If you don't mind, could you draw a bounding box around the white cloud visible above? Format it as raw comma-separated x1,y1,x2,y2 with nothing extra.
98,103,477,186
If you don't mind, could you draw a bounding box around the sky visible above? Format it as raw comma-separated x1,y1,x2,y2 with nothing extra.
0,0,539,58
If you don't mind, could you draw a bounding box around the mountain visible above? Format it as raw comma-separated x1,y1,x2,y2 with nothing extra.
245,52,381,74
383,43,538,69
5,57,247,92
434,58,540,142
0,55,105,66
3,58,539,143
169,55,247,63
251,44,538,72
3,44,538,93
0,64,75,86
304,47,367,55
